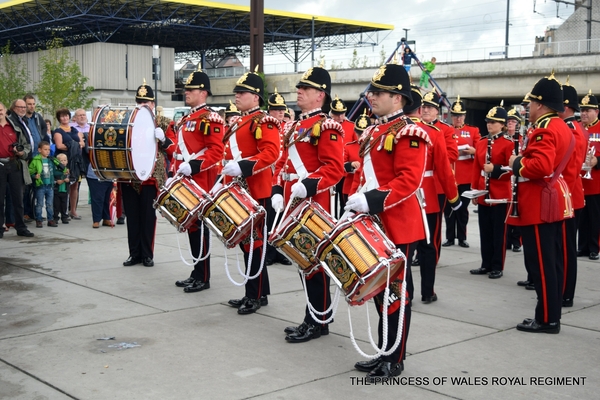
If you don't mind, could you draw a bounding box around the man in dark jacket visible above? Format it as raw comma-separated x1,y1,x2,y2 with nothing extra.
0,101,35,238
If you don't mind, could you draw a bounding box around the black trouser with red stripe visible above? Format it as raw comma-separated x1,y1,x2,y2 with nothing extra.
477,203,508,272
121,184,157,260
521,221,564,324
303,267,331,328
375,242,414,364
240,197,270,299
188,222,211,282
409,213,440,299
444,183,470,242
563,209,581,301
578,194,600,255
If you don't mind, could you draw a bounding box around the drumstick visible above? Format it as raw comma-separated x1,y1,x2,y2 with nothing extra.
210,154,242,193
269,208,281,236
275,195,294,233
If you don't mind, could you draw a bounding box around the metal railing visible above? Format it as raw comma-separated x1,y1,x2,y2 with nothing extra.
252,38,600,75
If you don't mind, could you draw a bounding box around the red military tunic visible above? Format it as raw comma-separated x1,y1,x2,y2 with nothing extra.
356,114,430,245
273,113,344,211
471,134,514,206
415,118,459,213
223,110,280,200
432,119,459,194
341,119,359,195
508,113,574,226
455,124,481,186
165,105,225,191
564,117,586,210
582,118,600,196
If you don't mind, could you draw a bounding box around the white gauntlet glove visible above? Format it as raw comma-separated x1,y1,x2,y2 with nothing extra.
290,182,307,199
154,127,165,142
344,193,369,213
271,194,284,212
177,162,192,176
222,161,242,177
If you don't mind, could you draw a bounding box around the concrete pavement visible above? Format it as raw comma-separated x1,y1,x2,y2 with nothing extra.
1,182,598,400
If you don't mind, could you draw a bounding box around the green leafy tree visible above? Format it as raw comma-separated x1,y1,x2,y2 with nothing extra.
361,55,370,68
348,49,359,69
379,45,386,66
0,41,30,105
35,38,94,118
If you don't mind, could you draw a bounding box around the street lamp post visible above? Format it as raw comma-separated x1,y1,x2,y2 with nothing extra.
152,45,160,106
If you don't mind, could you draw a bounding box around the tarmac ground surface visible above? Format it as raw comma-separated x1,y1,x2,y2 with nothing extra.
1,183,598,399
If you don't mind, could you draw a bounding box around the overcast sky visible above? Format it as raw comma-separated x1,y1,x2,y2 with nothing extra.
1,0,576,68
227,0,575,70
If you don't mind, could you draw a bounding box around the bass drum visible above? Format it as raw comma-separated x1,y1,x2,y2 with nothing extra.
89,105,156,181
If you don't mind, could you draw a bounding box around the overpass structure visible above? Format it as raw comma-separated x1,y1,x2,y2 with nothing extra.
209,52,600,129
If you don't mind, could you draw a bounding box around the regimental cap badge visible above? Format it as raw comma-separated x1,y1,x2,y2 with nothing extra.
330,94,347,113
225,100,240,115
233,65,264,105
366,63,412,105
580,89,599,109
485,101,507,123
268,87,287,110
302,68,313,81
296,66,332,101
135,78,155,102
507,108,522,121
184,65,212,94
354,109,372,133
422,90,440,109
451,94,466,115
372,65,386,85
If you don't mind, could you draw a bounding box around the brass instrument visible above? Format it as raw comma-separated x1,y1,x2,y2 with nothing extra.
582,143,595,180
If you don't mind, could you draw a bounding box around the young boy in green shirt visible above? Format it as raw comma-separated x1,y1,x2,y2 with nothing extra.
29,141,63,227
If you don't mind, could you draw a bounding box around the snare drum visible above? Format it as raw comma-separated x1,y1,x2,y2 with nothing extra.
315,214,405,306
200,181,266,249
89,105,157,181
154,175,207,232
268,200,336,272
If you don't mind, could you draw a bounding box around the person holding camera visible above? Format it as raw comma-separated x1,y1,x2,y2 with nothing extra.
0,101,35,238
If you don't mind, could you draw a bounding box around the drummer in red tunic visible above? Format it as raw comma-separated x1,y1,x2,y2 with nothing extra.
164,67,225,293
271,65,344,343
221,69,281,314
347,63,430,380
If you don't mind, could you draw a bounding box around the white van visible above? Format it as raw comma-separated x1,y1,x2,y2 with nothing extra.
173,107,191,123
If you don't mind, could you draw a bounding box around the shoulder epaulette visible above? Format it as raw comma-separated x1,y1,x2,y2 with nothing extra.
438,120,453,127
260,113,281,127
252,113,280,139
321,119,345,138
395,123,432,146
207,111,224,124
565,120,576,129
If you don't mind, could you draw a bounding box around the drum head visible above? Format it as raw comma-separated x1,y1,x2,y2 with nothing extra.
130,106,156,181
